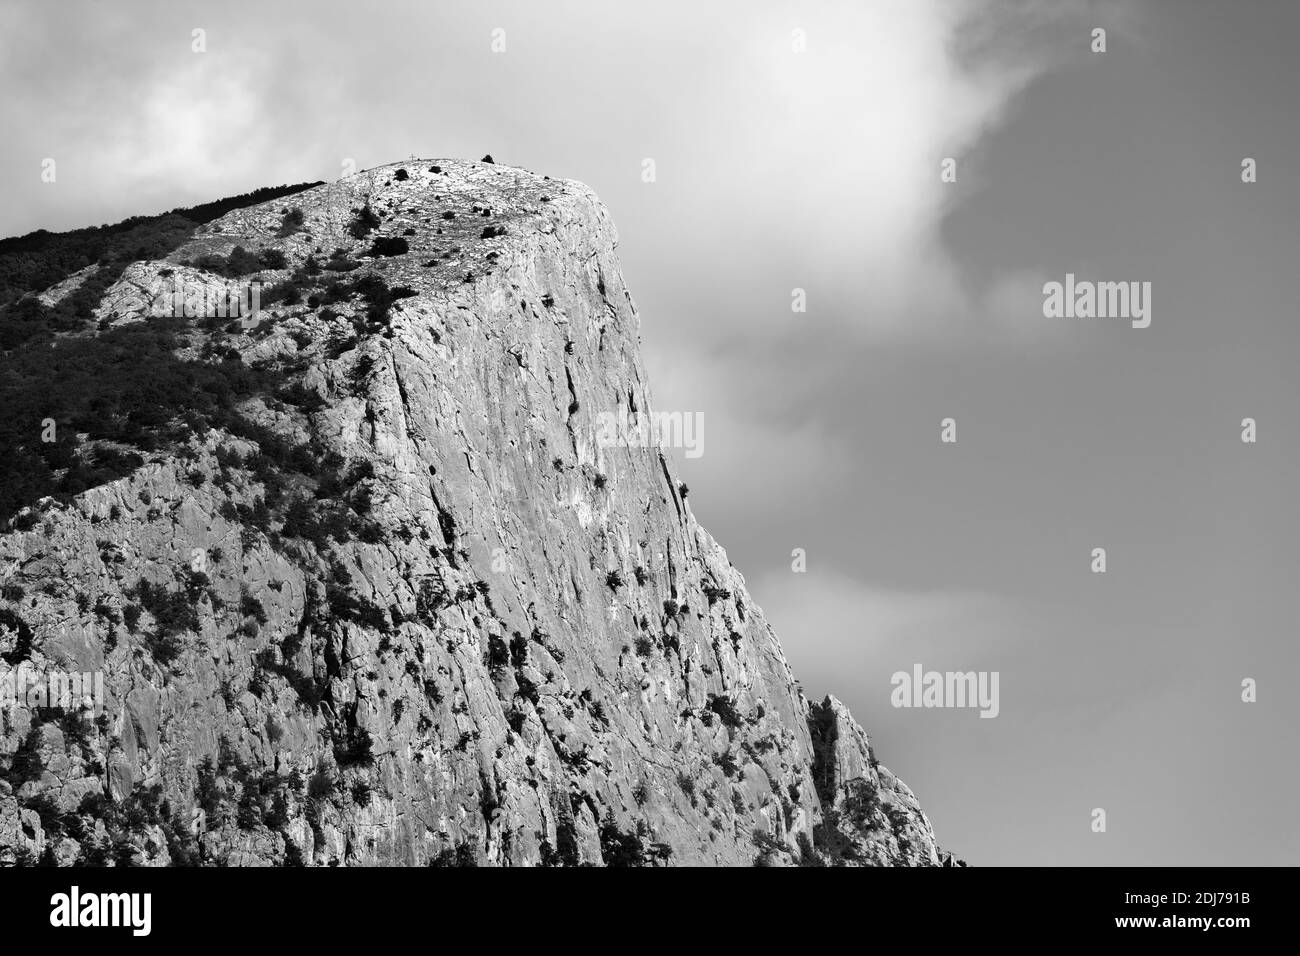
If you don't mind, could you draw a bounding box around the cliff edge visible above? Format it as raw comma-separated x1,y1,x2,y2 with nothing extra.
0,159,959,866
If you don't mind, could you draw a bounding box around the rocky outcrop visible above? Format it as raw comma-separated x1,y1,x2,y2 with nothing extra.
0,159,957,866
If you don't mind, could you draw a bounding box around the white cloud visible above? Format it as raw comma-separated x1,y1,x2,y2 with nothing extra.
669,0,1124,347
101,55,273,204
751,566,1030,707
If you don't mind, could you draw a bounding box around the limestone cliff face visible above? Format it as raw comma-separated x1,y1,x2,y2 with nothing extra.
0,159,957,866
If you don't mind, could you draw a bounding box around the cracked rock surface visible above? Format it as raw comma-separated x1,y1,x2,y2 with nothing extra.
0,159,958,866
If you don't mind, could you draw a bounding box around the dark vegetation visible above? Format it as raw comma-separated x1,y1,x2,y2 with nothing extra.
0,181,324,525
276,207,305,238
0,607,34,665
366,236,409,257
0,182,321,309
597,813,672,867
183,245,287,277
706,693,744,731
0,716,207,867
348,203,381,240
428,843,477,867
0,266,415,527
0,182,426,861
0,317,279,526
703,585,731,606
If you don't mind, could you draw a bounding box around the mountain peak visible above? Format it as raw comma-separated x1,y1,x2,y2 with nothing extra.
0,160,956,867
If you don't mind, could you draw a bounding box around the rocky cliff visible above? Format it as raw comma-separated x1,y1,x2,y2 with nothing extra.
0,159,958,866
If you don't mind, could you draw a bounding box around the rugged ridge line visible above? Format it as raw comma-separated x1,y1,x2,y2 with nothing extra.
0,159,959,866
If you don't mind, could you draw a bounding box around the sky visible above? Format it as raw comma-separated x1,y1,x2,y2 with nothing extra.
2,0,1296,865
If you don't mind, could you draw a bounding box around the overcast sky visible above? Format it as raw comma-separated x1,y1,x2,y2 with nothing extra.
2,0,1296,865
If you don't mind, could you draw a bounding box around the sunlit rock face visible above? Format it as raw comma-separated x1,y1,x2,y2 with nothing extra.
0,159,957,867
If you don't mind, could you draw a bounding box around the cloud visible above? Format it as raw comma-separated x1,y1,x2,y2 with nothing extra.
101,55,273,204
646,343,854,523
639,0,1129,348
750,566,1029,709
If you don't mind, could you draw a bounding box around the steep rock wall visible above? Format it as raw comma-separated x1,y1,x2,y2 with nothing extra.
0,160,956,867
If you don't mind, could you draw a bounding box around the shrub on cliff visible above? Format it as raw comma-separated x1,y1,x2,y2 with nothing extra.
703,585,731,606
130,580,198,665
276,207,305,237
428,843,478,867
306,762,334,801
333,726,374,767
366,236,409,257
486,634,510,678
0,608,33,665
258,247,288,270
348,203,381,239
598,813,648,867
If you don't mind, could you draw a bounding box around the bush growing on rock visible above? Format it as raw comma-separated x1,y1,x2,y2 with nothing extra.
324,249,360,272
429,843,478,867
277,207,305,237
130,580,198,664
486,634,510,678
225,245,263,275
598,813,649,867
752,829,788,866
0,608,33,665
258,247,288,270
348,203,381,239
333,725,374,767
676,772,697,806
366,236,409,257
703,585,731,606
240,589,268,624
283,838,307,867
306,762,334,801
